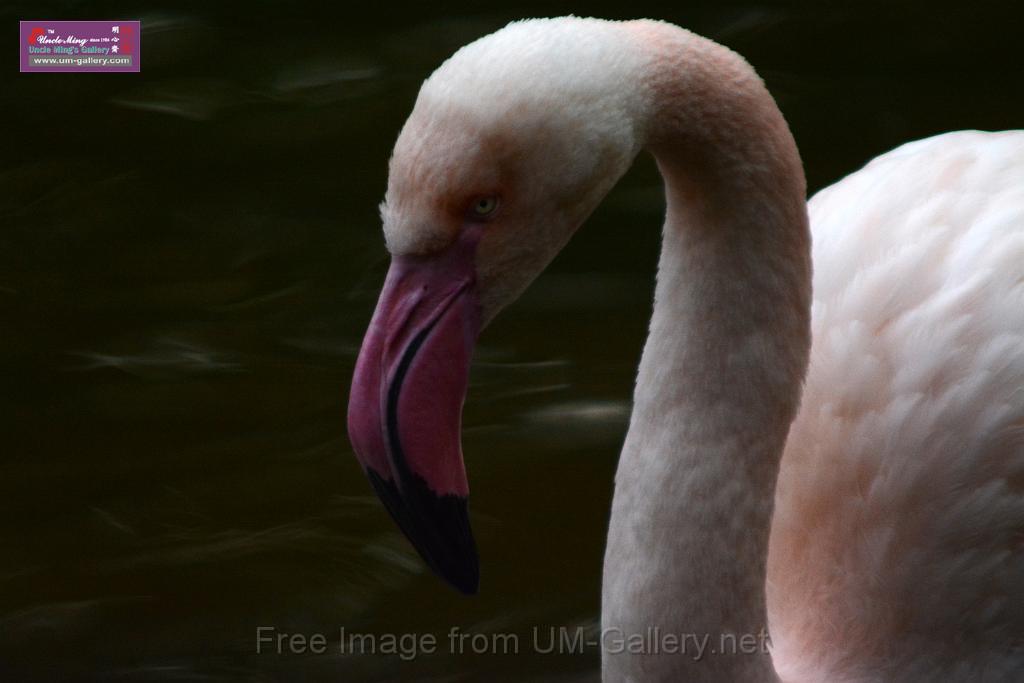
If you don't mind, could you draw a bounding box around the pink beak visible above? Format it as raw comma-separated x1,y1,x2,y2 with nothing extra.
347,227,483,594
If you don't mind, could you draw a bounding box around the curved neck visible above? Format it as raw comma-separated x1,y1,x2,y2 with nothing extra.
602,23,811,682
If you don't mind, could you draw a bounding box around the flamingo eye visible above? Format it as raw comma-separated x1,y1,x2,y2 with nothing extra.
470,196,499,218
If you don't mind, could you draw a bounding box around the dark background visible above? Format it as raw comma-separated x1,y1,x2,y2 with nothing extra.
2,1,1021,680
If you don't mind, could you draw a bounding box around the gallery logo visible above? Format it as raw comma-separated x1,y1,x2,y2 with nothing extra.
19,20,141,73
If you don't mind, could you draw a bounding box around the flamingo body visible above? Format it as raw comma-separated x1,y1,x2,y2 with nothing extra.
771,130,1024,681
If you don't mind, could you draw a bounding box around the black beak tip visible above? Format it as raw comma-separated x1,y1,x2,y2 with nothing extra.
365,467,481,595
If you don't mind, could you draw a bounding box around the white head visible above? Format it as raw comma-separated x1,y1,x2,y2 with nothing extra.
381,17,652,320
350,18,658,593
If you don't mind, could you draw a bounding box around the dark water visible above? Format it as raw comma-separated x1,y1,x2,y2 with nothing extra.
2,1,1021,680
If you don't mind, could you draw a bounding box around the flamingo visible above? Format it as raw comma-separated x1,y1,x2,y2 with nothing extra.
346,17,1024,682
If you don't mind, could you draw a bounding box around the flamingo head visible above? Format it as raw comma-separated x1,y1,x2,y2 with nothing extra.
347,18,646,593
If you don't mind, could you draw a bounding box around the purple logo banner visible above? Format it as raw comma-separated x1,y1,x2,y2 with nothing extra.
20,20,140,73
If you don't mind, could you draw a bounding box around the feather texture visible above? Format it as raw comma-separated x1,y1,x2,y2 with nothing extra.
770,130,1024,682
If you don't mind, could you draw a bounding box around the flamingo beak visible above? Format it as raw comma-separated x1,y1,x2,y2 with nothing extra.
347,228,482,594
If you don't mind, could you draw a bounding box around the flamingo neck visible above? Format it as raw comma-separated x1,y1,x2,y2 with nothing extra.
601,22,812,682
